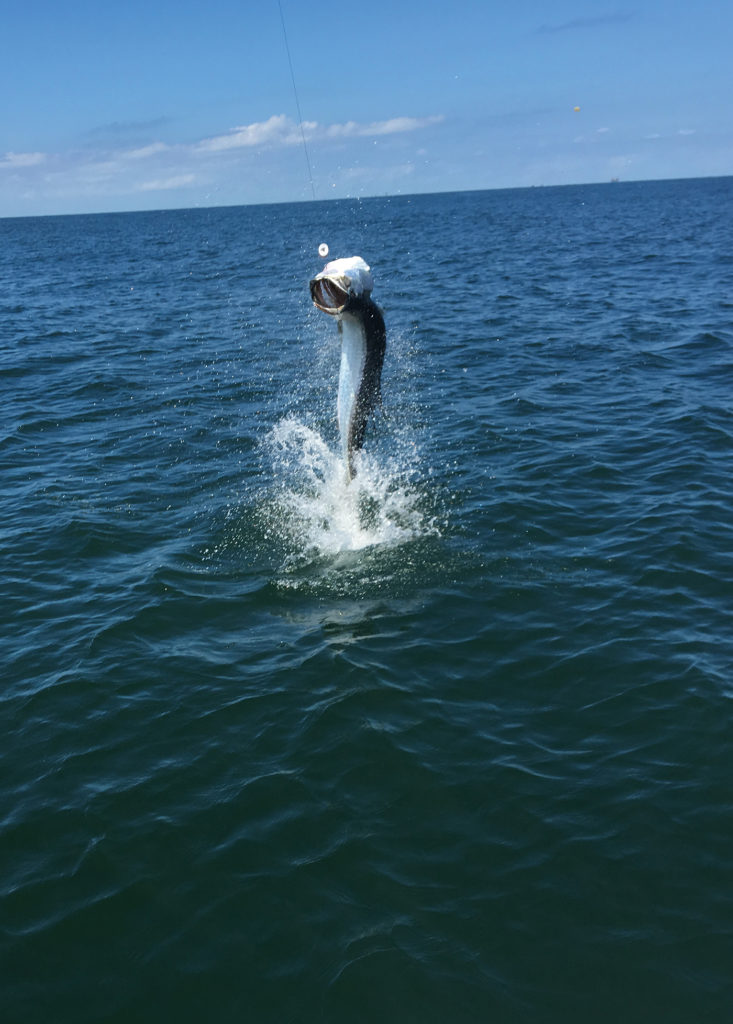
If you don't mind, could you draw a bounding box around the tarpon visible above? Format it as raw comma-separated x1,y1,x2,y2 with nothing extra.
310,256,386,479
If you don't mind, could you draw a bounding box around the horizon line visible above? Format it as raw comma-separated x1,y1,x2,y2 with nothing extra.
1,172,731,222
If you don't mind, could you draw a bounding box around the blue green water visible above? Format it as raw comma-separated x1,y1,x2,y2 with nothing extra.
2,178,733,1022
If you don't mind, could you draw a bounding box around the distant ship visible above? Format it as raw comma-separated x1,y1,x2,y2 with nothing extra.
610,177,620,183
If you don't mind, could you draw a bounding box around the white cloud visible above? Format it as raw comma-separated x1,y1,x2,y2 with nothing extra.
341,160,416,182
196,114,297,152
372,115,444,135
136,173,195,192
196,113,444,153
644,130,696,141
0,151,46,169
122,142,170,160
325,115,443,138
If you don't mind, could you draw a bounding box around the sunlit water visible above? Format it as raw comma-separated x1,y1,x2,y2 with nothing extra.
2,179,733,1023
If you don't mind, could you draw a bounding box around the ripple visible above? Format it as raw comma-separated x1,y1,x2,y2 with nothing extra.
3,183,733,1022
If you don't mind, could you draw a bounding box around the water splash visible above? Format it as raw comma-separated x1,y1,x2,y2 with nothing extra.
264,417,437,560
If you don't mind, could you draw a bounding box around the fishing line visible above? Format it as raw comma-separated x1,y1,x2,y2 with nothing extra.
277,0,317,200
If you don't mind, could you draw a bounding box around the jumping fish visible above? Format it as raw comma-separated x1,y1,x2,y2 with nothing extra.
310,256,386,479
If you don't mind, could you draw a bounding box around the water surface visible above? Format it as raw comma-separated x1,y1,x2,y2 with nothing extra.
2,178,733,1022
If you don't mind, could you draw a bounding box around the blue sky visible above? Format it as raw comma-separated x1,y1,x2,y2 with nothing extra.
1,0,731,216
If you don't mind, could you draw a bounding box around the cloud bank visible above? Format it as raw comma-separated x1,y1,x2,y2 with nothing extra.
0,111,444,213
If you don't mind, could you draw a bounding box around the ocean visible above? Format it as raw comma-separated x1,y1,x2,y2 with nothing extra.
2,178,733,1022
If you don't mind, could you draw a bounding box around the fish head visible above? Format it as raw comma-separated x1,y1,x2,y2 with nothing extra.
310,256,373,316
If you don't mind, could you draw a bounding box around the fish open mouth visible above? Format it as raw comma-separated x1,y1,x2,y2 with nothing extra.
309,275,350,315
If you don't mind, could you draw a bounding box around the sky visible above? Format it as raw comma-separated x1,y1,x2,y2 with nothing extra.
1,0,731,217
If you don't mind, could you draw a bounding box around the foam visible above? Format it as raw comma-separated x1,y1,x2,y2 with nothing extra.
265,417,435,558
